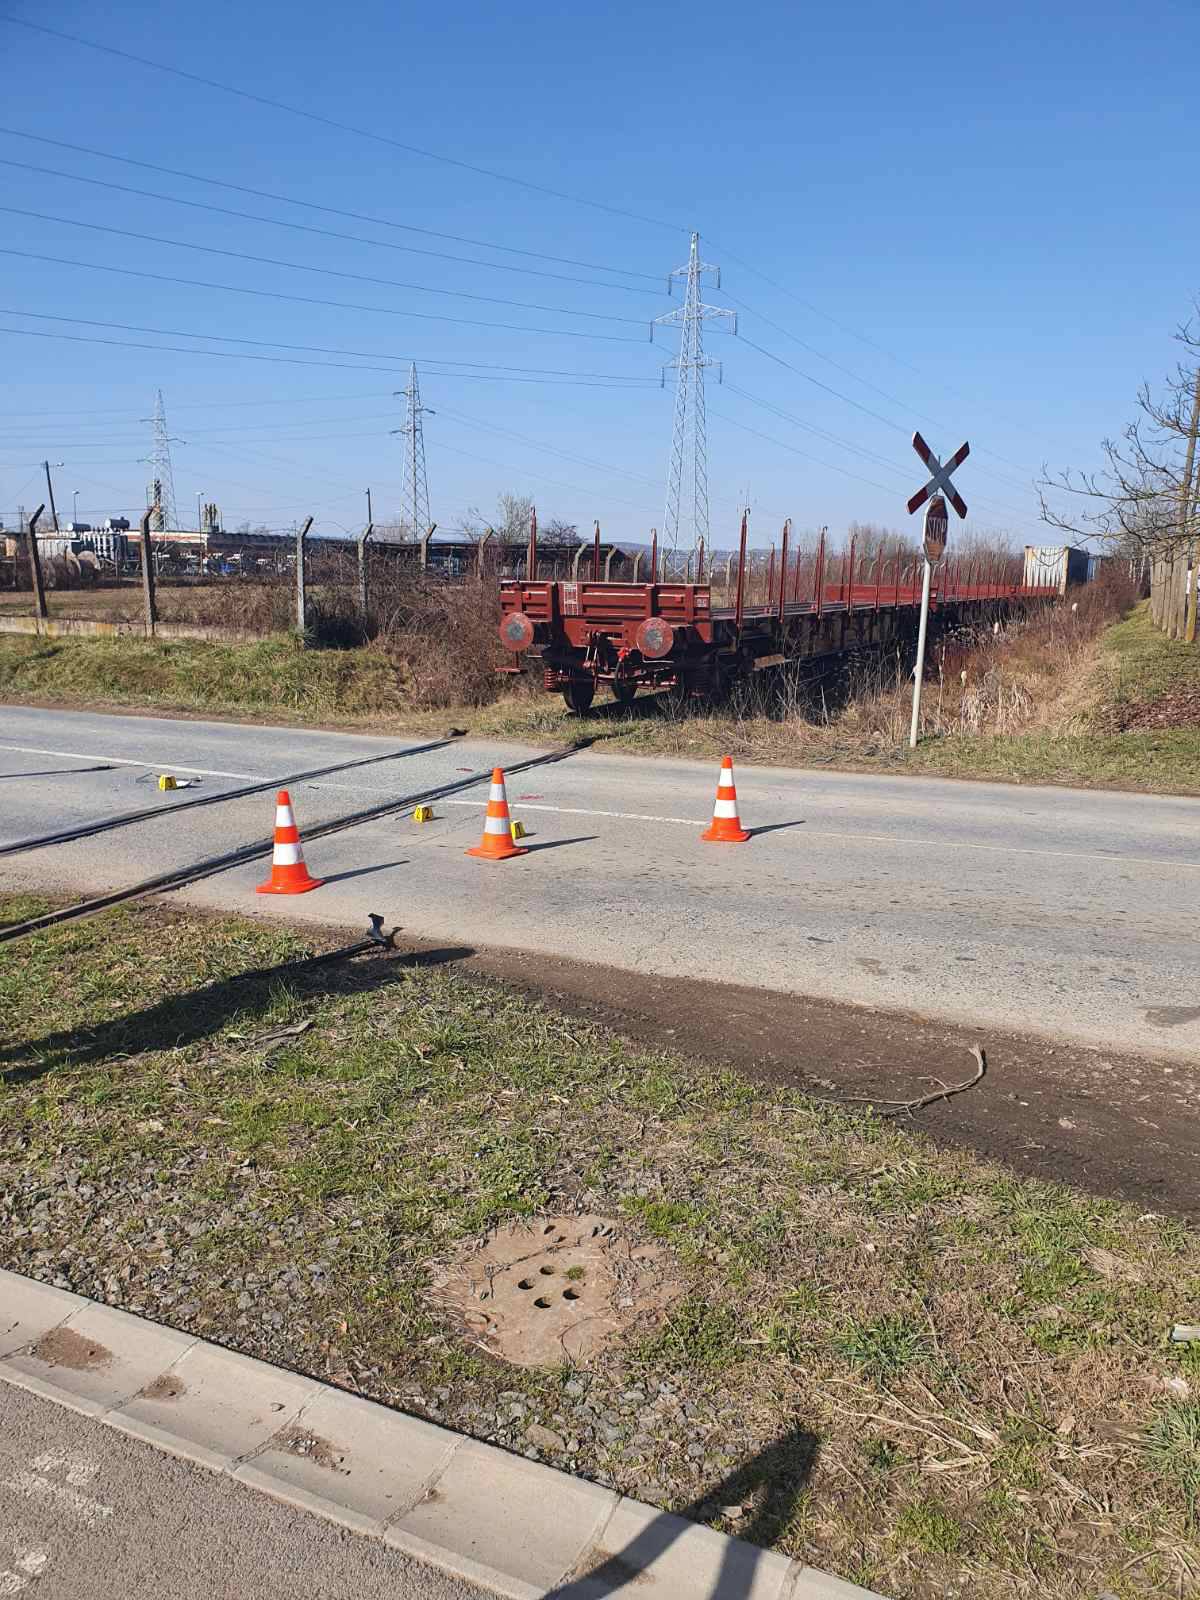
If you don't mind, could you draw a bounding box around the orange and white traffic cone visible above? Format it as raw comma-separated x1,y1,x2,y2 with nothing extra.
466,768,528,861
701,756,750,844
256,789,324,894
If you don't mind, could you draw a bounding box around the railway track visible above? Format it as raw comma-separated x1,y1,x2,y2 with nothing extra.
0,741,589,946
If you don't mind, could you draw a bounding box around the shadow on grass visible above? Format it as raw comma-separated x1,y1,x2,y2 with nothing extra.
547,1423,821,1597
0,942,474,1085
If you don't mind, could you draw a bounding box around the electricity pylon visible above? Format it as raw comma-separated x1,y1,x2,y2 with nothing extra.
140,389,182,532
652,233,736,554
393,362,433,539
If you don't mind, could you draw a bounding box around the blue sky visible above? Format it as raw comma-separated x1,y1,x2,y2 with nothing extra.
1,0,1197,549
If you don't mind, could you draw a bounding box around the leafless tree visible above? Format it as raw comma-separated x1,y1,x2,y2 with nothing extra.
1039,308,1200,638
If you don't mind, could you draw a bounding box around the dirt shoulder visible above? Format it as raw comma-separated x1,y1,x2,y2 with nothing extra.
428,937,1200,1221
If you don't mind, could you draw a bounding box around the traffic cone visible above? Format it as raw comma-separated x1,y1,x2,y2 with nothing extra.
466,768,528,860
701,756,750,843
256,790,324,894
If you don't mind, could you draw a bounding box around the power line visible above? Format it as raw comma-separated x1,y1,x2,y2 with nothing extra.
0,155,659,298
0,207,648,326
0,252,651,343
0,325,596,378
0,19,686,234
727,289,1044,497
0,127,663,282
710,238,1048,476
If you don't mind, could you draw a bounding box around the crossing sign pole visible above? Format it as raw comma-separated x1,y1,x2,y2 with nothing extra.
906,432,969,749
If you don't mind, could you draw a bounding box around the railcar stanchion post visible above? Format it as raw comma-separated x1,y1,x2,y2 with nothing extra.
527,508,538,581
24,503,49,625
650,528,658,584
592,519,601,580
734,509,748,630
697,536,705,583
140,508,158,637
778,519,790,623
814,527,826,618
905,429,968,749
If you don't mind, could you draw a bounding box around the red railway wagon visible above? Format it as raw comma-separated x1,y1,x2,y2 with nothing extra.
499,523,1057,712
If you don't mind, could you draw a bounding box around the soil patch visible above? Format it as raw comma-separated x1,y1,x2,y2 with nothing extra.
32,1328,111,1371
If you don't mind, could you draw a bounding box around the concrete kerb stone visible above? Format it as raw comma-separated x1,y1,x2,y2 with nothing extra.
234,1383,458,1538
0,1271,889,1599
1,1300,196,1418
386,1439,618,1599
110,1341,323,1472
556,1496,794,1599
0,1275,84,1358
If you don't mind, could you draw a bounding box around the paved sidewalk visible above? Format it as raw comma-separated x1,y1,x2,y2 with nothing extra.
0,1270,879,1599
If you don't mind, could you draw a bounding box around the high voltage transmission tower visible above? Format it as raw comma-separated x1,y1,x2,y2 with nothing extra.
652,233,736,554
140,388,182,531
393,362,433,539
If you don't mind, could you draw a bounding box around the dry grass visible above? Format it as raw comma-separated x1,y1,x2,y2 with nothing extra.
2,896,1199,1598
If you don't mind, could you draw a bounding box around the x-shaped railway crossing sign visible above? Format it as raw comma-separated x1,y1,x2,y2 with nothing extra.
906,431,970,520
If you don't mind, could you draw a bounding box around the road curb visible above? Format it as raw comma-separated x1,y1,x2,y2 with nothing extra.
0,1269,884,1598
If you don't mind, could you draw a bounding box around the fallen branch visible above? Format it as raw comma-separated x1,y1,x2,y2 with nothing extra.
809,1046,986,1120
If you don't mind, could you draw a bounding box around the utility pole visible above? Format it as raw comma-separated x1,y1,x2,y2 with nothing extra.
392,364,432,541
1180,366,1200,645
139,509,158,634
42,461,63,532
652,233,736,556
25,503,48,622
295,515,313,640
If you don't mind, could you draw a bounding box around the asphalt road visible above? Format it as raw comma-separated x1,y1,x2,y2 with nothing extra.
0,1384,485,1600
1,705,1198,1061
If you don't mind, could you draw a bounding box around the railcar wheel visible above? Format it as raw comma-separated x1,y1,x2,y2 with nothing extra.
562,679,596,714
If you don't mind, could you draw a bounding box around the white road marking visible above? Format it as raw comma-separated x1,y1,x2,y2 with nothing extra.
0,1543,50,1594
443,800,1199,869
2,1453,112,1526
444,799,701,826
2,742,1196,869
0,744,257,782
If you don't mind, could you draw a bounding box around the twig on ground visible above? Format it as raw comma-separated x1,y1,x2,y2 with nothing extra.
806,1046,986,1119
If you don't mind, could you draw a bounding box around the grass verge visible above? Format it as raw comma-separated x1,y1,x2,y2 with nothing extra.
2,896,1198,1598
2,600,1199,793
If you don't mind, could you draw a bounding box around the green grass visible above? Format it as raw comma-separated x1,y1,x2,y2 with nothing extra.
0,632,405,722
3,896,1200,1596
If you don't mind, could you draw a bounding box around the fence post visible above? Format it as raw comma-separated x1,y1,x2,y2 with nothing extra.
139,509,159,635
604,548,617,580
476,528,493,584
295,515,312,639
631,552,643,581
357,520,374,624
419,522,436,572
572,544,585,579
24,503,49,625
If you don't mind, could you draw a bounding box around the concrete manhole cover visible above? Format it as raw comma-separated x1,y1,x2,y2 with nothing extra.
430,1214,682,1367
